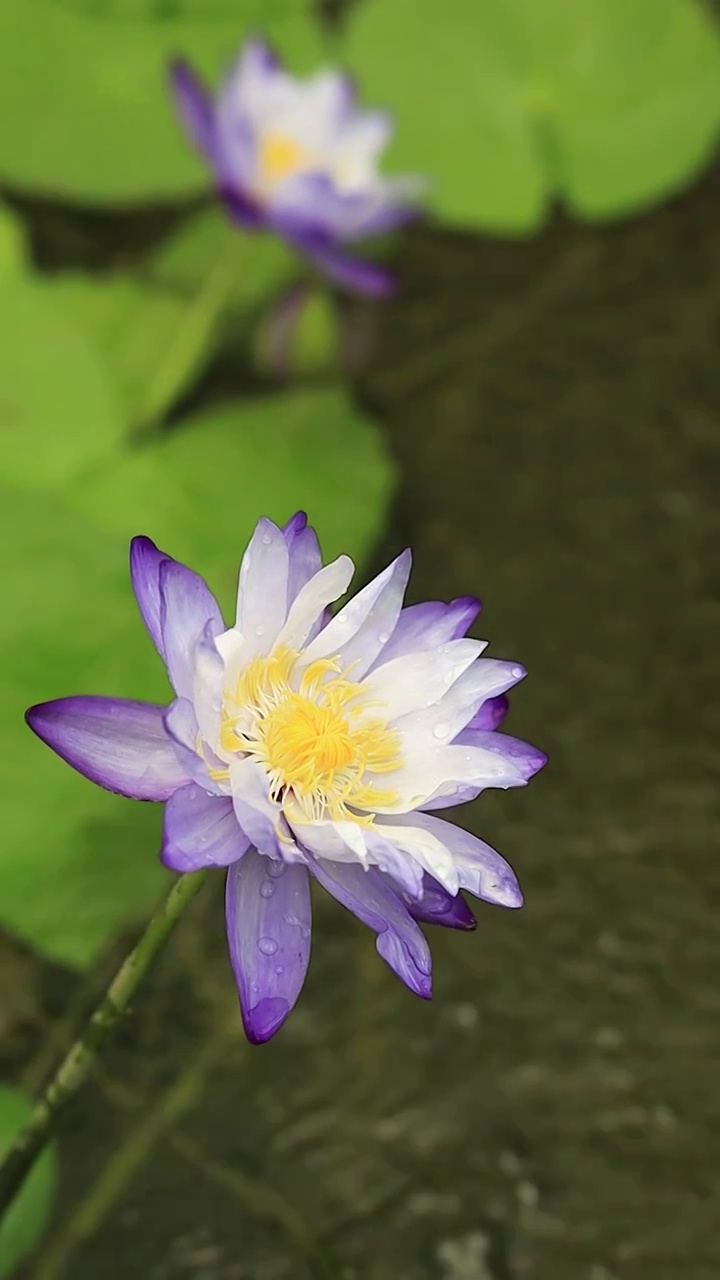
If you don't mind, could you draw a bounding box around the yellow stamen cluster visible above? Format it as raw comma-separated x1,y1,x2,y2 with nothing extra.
257,133,313,190
218,646,401,823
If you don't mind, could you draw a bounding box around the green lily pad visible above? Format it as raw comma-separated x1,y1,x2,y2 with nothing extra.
344,0,720,230
0,484,170,968
69,387,396,592
0,1085,58,1277
0,277,125,491
0,0,325,201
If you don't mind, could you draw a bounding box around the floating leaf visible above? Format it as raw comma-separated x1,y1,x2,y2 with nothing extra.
0,278,124,491
0,1085,58,1277
343,0,548,232
0,484,170,967
344,0,720,230
68,387,397,600
0,0,325,201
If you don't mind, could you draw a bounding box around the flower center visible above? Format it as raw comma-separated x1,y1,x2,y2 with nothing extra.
218,646,402,823
257,132,312,190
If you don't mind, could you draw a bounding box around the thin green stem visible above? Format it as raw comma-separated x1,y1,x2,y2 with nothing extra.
131,234,238,441
0,869,208,1222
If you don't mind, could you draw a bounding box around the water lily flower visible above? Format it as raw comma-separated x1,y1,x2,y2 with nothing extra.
26,514,545,1043
170,37,425,296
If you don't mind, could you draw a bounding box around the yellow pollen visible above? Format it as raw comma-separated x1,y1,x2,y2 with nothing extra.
258,133,311,188
219,646,402,823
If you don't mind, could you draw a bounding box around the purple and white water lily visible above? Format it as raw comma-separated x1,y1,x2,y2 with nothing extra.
26,514,545,1043
170,37,425,296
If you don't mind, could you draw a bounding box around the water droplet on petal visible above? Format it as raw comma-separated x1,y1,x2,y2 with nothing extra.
301,925,311,941
378,630,391,644
259,881,275,899
258,936,278,956
262,533,272,546
512,666,524,679
267,860,287,879
251,982,260,994
274,965,285,976
434,721,450,740
255,624,266,637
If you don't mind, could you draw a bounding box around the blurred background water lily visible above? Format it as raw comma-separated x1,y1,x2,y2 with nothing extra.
170,37,426,296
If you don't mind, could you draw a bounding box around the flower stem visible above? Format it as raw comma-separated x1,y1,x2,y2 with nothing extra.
131,233,238,441
0,869,209,1222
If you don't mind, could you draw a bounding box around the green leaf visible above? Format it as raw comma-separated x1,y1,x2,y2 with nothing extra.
343,0,720,231
68,388,397,600
0,204,29,284
0,278,124,491
0,1,325,201
511,0,720,219
0,484,171,968
343,0,549,233
48,213,297,428
0,1085,58,1277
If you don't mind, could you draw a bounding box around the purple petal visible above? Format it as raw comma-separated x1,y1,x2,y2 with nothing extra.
277,219,397,297
452,730,547,781
271,171,420,244
282,510,323,610
129,536,170,661
373,597,482,669
219,186,266,230
235,35,281,80
302,549,412,679
169,60,218,165
26,696,188,801
404,874,476,931
225,849,312,1043
159,558,224,700
229,757,300,861
464,694,509,733
403,813,523,909
161,785,249,872
164,698,225,794
307,858,431,998
282,510,308,539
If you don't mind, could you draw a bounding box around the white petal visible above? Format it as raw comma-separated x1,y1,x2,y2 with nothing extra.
229,756,300,861
369,743,530,814
235,518,290,657
404,813,523,908
373,817,460,895
299,552,411,673
274,555,354,653
392,658,527,745
357,640,486,724
291,818,369,865
191,621,225,748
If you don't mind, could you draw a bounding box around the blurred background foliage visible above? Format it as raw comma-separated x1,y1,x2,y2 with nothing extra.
1,0,719,973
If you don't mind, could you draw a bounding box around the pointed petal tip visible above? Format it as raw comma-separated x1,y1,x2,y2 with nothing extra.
496,879,524,910
283,510,308,534
242,996,291,1044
